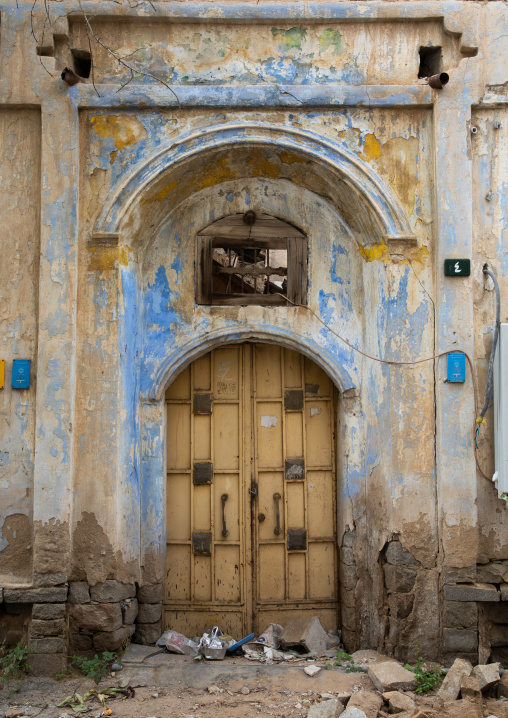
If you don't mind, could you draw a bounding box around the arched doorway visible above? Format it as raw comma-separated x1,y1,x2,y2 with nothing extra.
164,343,338,637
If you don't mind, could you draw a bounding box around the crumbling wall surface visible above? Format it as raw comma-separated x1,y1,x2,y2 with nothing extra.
0,109,41,585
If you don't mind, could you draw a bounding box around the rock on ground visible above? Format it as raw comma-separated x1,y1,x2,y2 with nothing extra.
346,690,382,718
387,691,416,713
340,707,366,718
307,698,343,717
367,661,417,692
473,662,500,690
437,658,473,702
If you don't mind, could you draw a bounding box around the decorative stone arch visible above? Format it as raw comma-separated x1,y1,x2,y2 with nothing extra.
93,122,416,243
148,325,358,403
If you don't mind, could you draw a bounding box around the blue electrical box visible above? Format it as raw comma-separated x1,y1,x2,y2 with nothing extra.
447,352,466,383
12,359,31,389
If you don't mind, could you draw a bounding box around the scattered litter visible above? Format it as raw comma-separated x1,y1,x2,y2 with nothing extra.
199,626,227,660
156,630,199,657
207,685,222,694
253,623,283,649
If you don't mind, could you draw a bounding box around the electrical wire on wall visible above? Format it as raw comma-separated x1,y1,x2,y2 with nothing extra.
276,279,498,483
475,266,501,449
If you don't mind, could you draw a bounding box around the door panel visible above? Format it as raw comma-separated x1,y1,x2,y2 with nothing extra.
164,345,338,637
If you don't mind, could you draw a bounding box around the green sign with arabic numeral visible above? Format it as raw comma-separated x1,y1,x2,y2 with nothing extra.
444,259,471,277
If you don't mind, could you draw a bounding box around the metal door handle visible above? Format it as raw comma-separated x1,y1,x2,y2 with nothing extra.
221,493,229,537
273,492,281,535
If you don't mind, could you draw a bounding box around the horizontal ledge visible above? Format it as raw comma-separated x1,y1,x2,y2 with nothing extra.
59,1,455,22
385,234,419,247
90,231,120,246
76,84,432,109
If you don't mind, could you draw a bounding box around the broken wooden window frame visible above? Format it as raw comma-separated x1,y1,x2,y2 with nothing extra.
195,213,308,307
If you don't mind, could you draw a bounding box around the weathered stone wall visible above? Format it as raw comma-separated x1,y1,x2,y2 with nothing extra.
1,0,508,673
0,109,40,587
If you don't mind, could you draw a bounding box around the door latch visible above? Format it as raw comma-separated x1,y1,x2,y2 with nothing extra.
249,481,258,497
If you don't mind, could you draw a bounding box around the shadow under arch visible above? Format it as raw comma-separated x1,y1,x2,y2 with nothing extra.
147,326,357,403
94,122,416,243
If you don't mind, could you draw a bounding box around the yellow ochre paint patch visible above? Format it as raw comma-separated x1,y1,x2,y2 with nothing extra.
357,240,390,263
142,155,238,205
357,241,429,265
90,115,147,165
87,245,129,271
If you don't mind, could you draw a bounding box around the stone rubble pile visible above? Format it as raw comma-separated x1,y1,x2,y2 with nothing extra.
303,653,508,718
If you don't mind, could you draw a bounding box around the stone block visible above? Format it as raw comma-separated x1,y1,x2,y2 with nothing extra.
442,566,477,584
93,624,135,651
90,581,136,603
30,618,65,638
385,541,418,567
69,582,90,604
387,691,416,713
340,562,358,591
383,565,417,593
29,653,66,676
71,633,93,652
367,662,417,692
444,600,477,629
347,690,383,717
489,603,508,624
122,598,138,624
137,584,163,604
489,624,508,646
460,675,481,701
388,592,414,620
70,602,122,632
501,583,508,601
134,621,162,645
340,547,356,566
477,562,508,584
32,603,66,620
137,602,161,624
444,583,500,602
30,637,64,653
307,698,343,717
341,587,356,608
443,653,477,668
473,662,501,690
4,587,68,603
437,658,473,702
340,708,366,718
304,664,321,677
443,628,478,653
280,617,329,652
342,531,355,548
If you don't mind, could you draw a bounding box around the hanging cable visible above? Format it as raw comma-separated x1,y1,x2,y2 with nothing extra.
475,266,501,448
275,292,491,481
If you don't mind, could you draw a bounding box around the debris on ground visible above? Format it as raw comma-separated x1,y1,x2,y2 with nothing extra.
280,617,331,653
5,618,508,718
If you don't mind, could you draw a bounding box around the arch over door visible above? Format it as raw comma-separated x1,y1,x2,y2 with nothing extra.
165,344,338,637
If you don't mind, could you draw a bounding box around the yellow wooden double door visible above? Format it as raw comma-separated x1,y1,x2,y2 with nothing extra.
165,344,338,638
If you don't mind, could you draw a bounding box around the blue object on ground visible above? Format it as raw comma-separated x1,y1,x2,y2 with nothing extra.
226,633,255,653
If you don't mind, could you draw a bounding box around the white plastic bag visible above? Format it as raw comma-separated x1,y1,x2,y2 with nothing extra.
156,629,199,656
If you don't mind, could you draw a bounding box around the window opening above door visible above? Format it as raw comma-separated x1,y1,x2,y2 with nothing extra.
196,211,307,306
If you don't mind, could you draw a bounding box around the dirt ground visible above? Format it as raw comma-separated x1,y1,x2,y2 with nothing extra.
0,653,375,718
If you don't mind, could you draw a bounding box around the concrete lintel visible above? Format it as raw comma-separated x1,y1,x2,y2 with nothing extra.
76,83,432,110
27,1,474,26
